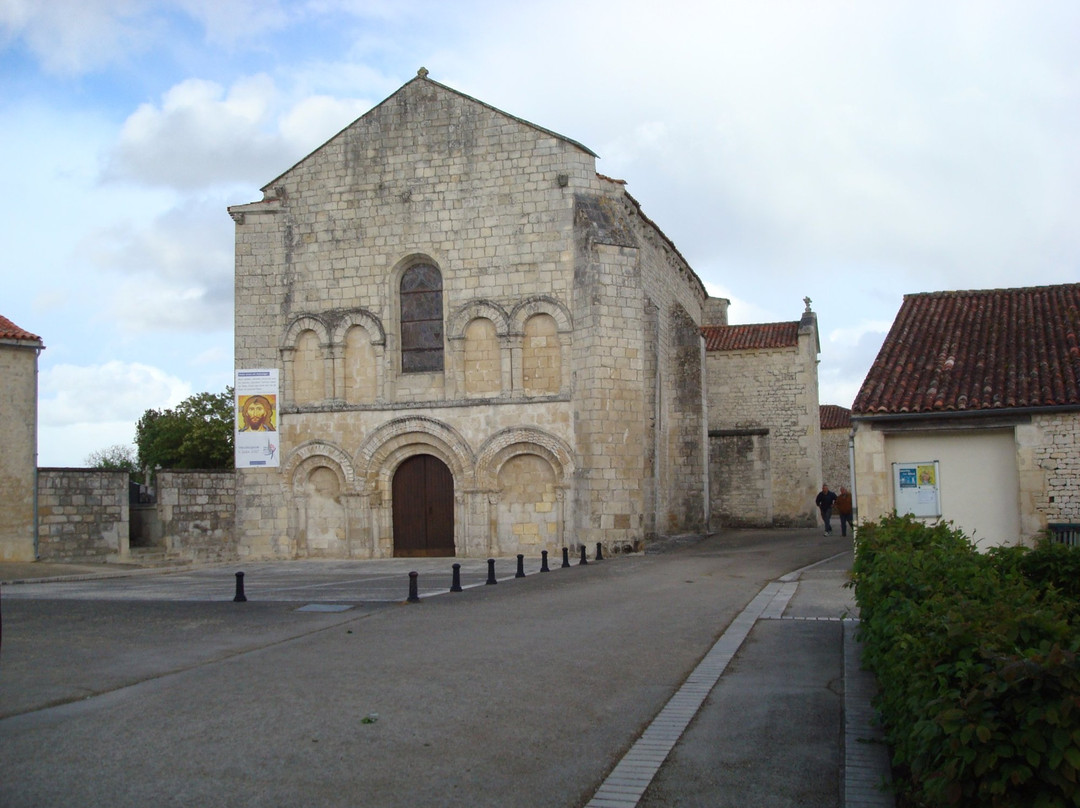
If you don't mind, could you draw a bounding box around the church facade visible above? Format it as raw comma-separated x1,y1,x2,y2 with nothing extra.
229,70,819,560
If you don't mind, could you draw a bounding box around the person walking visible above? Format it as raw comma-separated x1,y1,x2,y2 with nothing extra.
836,486,854,538
815,484,838,536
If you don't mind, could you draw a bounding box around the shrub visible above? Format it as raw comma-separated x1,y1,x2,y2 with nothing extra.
852,515,1080,807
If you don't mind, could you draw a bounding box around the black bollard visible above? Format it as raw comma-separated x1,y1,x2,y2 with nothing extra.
540,550,550,573
579,544,589,565
407,571,420,603
516,554,526,578
596,542,604,561
450,563,463,592
562,547,570,568
486,558,498,585
233,571,247,602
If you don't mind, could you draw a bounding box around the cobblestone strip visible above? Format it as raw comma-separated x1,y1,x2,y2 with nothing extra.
584,582,784,808
843,619,895,808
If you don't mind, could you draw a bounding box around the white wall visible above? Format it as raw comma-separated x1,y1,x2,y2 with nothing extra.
884,429,1020,548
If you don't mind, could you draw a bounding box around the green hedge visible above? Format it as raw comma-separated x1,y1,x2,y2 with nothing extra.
851,515,1080,807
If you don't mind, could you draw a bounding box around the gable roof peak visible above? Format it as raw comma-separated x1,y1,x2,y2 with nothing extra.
258,68,597,192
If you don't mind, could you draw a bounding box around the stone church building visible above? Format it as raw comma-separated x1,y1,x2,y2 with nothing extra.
228,70,820,560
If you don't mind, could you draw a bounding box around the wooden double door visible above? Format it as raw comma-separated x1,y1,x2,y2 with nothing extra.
392,454,455,557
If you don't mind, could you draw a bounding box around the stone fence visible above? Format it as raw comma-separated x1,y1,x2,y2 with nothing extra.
35,469,237,564
37,469,129,562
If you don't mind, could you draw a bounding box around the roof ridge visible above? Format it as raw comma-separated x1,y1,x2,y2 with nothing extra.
854,283,1080,415
905,282,1080,300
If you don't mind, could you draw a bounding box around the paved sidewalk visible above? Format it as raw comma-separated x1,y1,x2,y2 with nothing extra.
590,553,894,808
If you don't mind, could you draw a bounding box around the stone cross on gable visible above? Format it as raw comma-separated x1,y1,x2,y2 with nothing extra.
804,296,812,312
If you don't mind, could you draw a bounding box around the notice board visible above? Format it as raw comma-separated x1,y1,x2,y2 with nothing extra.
892,460,941,518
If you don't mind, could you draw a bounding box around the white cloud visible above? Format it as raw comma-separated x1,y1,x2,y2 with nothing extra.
39,361,191,428
81,198,235,332
104,75,288,189
278,94,373,153
38,422,140,469
190,346,228,366
443,0,1080,289
0,0,302,75
103,75,374,190
703,281,786,325
173,0,289,45
0,0,150,75
819,320,894,408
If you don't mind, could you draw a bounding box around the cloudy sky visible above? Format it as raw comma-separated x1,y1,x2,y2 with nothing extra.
3,0,1077,467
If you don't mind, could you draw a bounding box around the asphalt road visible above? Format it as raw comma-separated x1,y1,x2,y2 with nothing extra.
0,529,858,808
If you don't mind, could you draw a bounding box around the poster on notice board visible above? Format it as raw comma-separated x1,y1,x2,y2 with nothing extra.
892,460,940,517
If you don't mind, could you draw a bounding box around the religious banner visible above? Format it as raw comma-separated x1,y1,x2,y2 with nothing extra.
235,369,280,468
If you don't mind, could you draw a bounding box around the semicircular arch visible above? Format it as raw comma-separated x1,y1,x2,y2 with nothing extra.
509,296,572,335
475,427,575,490
331,309,386,347
281,315,331,349
281,441,357,493
356,416,476,488
448,300,511,339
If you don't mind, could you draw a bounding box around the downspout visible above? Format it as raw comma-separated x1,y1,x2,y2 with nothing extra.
848,428,858,531
32,345,42,559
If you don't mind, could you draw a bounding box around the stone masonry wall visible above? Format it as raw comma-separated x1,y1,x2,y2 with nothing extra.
1018,410,1080,538
633,200,707,537
822,427,851,493
706,339,819,527
571,241,647,548
0,339,40,561
709,430,771,527
230,75,719,558
231,76,601,558
157,470,237,562
37,469,129,562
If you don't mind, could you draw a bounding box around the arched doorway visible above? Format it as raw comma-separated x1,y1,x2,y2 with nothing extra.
392,454,455,557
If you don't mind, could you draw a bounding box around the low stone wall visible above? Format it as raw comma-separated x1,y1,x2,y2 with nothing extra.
37,469,129,562
157,470,237,562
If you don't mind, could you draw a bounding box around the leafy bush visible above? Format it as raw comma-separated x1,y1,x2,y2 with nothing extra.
852,515,1080,807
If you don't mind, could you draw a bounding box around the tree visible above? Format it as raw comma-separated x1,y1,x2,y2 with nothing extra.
85,444,139,474
136,387,235,473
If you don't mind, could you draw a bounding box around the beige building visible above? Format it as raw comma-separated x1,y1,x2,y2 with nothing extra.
852,284,1080,548
703,305,822,528
228,70,822,559
0,315,44,561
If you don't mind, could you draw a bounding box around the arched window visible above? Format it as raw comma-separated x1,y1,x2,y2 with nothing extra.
400,264,443,373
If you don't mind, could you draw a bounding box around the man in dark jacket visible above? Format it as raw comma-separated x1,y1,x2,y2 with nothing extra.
815,484,838,536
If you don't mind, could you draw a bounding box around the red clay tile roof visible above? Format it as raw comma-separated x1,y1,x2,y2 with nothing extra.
0,315,41,342
820,404,852,430
703,321,800,352
853,284,1080,415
